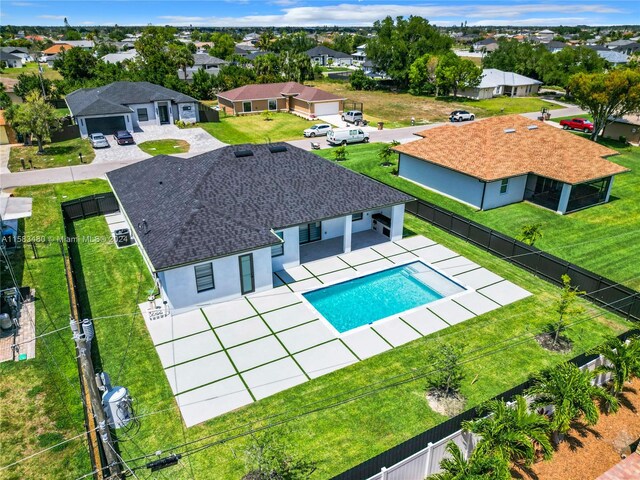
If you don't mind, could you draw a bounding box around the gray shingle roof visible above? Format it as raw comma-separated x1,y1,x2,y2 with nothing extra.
66,81,197,117
306,46,352,58
0,51,21,61
107,144,413,271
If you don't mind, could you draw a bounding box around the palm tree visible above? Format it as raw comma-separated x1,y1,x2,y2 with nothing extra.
527,362,619,443
428,441,510,480
592,335,640,398
462,395,553,467
170,44,195,82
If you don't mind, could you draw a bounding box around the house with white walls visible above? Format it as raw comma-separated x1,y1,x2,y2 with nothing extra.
107,143,412,312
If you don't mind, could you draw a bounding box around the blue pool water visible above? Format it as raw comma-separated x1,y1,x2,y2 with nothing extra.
303,261,465,333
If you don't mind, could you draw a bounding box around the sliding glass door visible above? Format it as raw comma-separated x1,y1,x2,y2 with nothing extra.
299,222,321,244
239,254,255,294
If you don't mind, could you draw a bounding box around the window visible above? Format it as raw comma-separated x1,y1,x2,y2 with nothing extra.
182,105,192,111
137,108,149,122
499,179,509,194
268,99,277,111
239,254,255,294
299,222,321,244
271,231,284,257
352,212,363,221
243,101,252,113
194,263,214,292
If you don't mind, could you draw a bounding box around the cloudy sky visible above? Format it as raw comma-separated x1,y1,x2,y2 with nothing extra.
2,0,639,27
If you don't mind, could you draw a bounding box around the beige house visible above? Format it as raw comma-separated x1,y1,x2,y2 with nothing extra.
217,82,345,118
603,115,640,145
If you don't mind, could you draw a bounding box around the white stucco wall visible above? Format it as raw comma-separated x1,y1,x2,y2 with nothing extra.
399,154,484,208
128,102,156,127
482,175,527,210
178,102,198,123
352,211,373,233
321,217,347,240
160,247,273,312
270,227,300,271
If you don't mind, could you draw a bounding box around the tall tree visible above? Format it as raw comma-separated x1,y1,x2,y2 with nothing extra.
428,442,510,480
134,26,179,87
436,52,482,97
7,91,61,153
169,43,195,81
409,54,439,95
14,73,56,100
568,69,640,141
256,30,275,51
53,46,97,82
209,33,236,60
253,53,281,83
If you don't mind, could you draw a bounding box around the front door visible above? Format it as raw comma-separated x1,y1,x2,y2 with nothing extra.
158,105,170,124
239,254,255,295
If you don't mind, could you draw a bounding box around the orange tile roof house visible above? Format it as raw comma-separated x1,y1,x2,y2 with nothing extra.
41,43,72,55
394,115,629,214
217,82,346,118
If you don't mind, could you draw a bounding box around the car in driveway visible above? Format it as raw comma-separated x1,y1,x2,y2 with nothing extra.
88,133,109,149
114,130,135,145
559,118,594,133
303,123,332,137
449,110,475,122
341,110,368,126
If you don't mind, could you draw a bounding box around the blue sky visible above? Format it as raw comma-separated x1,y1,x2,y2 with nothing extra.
2,0,639,27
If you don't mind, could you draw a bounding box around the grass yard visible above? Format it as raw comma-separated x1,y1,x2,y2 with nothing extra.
198,112,320,144
55,107,70,118
316,140,640,290
0,63,63,81
8,138,95,172
138,139,190,155
308,79,560,127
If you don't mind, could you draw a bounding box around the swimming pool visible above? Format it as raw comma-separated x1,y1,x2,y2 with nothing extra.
303,261,466,333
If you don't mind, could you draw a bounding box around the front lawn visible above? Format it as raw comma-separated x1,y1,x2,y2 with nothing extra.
316,140,640,290
199,112,320,144
0,63,63,81
138,139,190,155
8,138,95,171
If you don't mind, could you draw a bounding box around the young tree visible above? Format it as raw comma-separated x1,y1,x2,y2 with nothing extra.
592,335,640,398
568,69,640,141
0,82,11,109
8,91,61,153
378,140,400,166
243,432,316,480
527,362,618,443
349,69,376,91
462,396,553,466
428,442,510,480
436,52,482,97
547,274,585,346
426,343,465,398
333,145,348,162
519,223,543,246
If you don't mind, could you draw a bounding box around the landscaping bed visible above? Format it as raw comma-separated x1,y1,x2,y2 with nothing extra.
8,138,95,171
138,139,190,155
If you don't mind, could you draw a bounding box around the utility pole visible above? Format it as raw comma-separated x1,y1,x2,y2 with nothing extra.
71,317,124,479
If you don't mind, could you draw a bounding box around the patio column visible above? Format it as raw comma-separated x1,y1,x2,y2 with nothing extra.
343,215,352,253
390,204,405,241
604,176,614,202
556,183,572,214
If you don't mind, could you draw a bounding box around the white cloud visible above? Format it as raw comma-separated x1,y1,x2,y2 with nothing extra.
38,14,67,20
11,2,35,6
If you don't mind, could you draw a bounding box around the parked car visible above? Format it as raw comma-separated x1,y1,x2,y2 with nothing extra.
303,123,332,137
341,110,368,126
113,130,135,145
88,133,109,149
559,118,594,133
327,128,370,146
449,110,475,122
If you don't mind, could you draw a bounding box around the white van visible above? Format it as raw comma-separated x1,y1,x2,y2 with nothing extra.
327,128,370,146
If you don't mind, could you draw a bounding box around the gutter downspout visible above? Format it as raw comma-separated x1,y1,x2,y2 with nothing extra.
480,181,487,210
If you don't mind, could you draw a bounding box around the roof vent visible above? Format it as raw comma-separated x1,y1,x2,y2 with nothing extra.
268,145,287,154
527,125,538,130
234,149,254,158
504,128,516,134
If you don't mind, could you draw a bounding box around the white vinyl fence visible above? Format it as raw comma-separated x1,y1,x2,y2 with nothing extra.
366,354,612,480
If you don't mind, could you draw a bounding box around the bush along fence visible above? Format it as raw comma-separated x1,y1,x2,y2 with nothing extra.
331,329,639,480
403,198,640,322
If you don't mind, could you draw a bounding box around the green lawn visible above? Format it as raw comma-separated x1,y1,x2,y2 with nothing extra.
8,138,95,171
138,139,190,155
0,63,63,81
55,107,70,118
316,140,640,290
199,112,320,144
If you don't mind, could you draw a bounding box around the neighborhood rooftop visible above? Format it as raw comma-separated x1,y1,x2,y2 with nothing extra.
394,115,628,185
65,81,197,117
477,68,543,88
217,81,345,103
106,144,412,271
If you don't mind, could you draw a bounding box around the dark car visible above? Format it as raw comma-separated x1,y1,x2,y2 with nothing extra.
114,130,135,145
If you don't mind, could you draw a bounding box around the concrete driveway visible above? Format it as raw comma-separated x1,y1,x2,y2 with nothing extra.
318,114,377,132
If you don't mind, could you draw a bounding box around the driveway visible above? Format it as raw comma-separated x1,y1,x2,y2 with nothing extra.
318,114,377,132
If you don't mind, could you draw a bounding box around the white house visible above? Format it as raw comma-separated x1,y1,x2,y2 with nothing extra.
459,68,542,99
106,144,412,313
394,116,628,215
1,47,32,65
100,50,138,64
0,51,22,68
352,44,367,64
65,81,200,137
306,46,353,66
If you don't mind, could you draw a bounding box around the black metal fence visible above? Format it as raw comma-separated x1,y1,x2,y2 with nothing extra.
331,329,639,480
61,193,119,222
404,199,640,322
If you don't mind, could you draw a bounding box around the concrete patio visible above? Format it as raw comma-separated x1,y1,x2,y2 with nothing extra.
141,235,532,427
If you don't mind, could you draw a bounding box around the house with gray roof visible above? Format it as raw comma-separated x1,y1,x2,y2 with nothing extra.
1,46,31,65
306,46,353,66
106,143,412,312
0,51,23,68
459,68,542,99
66,81,200,137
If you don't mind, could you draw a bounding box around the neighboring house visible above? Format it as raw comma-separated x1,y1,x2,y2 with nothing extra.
194,42,213,54
1,47,32,64
595,49,630,65
459,68,542,99
53,40,94,50
106,143,411,312
40,43,71,61
217,81,346,117
193,53,227,70
101,50,138,64
545,41,568,53
352,44,367,63
606,39,636,49
114,41,136,51
0,51,22,68
614,43,640,56
394,115,628,215
305,46,353,66
603,115,640,145
65,81,200,137
178,67,219,82
0,194,32,249
243,32,260,43
472,38,498,52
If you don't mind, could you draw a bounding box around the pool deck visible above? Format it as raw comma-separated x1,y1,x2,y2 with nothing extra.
141,235,532,427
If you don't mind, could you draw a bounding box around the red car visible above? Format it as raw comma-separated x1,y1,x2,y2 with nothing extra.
559,118,594,133
113,130,135,145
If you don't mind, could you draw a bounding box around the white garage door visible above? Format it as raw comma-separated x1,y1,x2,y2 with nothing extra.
314,102,339,116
